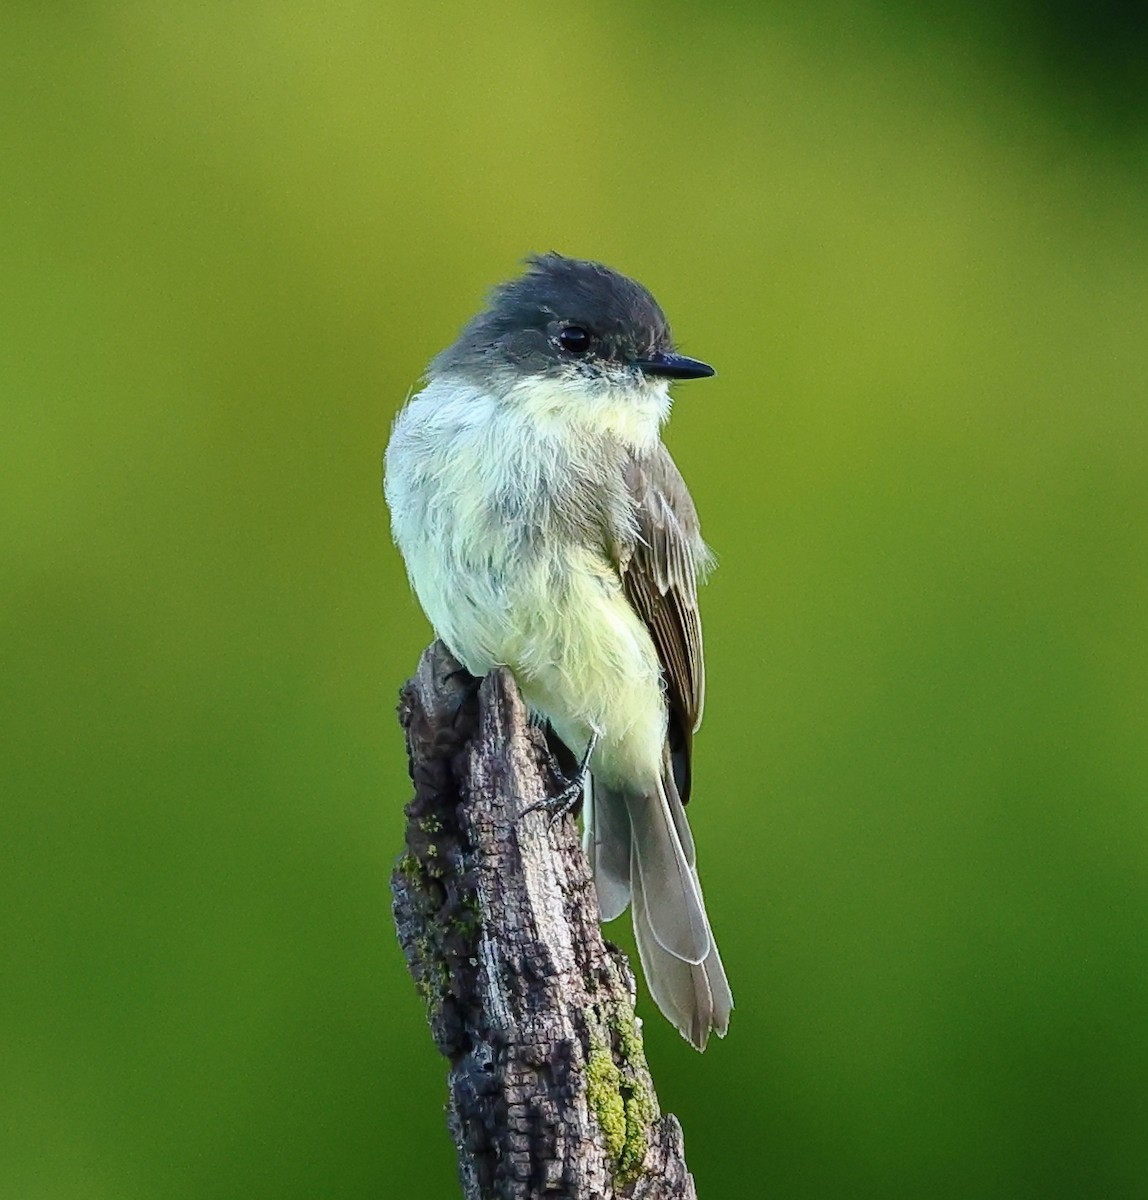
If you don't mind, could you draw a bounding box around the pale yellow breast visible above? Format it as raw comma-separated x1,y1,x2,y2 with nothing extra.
504,548,668,791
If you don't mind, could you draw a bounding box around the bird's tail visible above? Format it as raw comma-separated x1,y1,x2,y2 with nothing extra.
584,762,733,1050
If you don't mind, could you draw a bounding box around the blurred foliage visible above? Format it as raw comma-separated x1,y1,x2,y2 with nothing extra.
2,2,1147,1197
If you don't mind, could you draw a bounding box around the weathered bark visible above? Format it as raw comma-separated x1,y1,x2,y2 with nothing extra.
392,641,697,1199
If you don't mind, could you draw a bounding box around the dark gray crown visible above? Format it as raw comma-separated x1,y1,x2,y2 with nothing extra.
431,253,676,380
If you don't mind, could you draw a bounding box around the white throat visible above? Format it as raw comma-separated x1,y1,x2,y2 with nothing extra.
500,373,671,454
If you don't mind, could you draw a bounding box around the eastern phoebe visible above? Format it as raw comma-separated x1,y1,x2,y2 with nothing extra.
385,253,732,1048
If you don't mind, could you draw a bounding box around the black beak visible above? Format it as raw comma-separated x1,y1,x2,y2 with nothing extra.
635,351,715,380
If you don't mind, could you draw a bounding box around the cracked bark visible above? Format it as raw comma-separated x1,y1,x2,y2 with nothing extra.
392,640,697,1199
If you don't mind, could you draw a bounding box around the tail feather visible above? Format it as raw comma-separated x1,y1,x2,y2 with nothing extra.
633,866,733,1051
584,767,733,1048
628,774,709,963
659,742,697,869
583,776,631,922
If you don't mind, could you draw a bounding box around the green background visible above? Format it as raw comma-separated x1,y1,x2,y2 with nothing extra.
3,3,1147,1196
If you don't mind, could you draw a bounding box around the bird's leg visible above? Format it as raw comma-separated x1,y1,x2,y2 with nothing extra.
521,732,599,827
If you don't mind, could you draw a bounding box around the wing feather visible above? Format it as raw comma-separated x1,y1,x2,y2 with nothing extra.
617,446,710,803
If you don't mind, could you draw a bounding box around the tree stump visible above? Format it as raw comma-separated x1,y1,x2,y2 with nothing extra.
391,640,697,1199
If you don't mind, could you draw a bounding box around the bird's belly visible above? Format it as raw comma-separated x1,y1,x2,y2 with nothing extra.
512,553,668,788
414,540,667,789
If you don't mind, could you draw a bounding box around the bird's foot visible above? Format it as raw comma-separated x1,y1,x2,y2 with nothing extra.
520,733,599,828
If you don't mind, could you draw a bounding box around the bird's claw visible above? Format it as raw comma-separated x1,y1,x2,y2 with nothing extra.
518,731,599,828
519,777,584,827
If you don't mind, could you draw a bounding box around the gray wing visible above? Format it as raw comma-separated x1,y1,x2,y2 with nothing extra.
618,445,710,803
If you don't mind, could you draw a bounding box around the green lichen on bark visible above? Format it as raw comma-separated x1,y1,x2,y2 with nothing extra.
618,1078,657,1183
584,994,661,1188
395,851,420,883
586,1046,627,1162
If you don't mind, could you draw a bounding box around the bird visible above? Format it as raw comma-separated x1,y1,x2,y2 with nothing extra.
384,252,732,1048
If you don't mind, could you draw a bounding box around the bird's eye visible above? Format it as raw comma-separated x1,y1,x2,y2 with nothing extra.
557,326,591,354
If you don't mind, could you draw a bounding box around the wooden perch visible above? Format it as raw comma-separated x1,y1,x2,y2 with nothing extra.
392,640,698,1200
